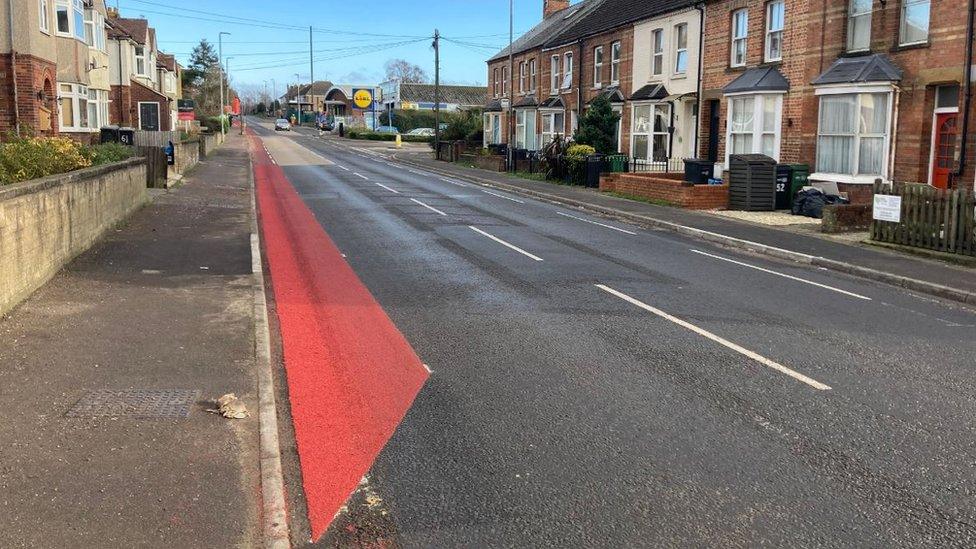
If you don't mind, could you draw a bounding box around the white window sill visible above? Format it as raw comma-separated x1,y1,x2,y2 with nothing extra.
898,40,928,48
672,73,688,79
809,172,885,185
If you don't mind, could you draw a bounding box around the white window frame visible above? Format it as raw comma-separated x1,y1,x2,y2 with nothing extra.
58,82,90,131
765,1,784,62
165,73,176,94
847,0,872,52
674,23,688,75
134,45,148,77
519,61,526,94
483,112,502,146
593,46,604,88
54,0,70,36
651,29,664,77
550,54,560,94
493,68,499,97
529,58,537,91
610,41,621,84
541,110,565,145
39,0,50,33
502,66,509,97
812,85,894,183
724,92,784,167
515,109,537,150
83,9,105,51
899,0,930,46
630,102,672,163
562,52,573,90
731,9,748,67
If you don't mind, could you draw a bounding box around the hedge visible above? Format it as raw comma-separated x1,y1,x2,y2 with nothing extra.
345,130,432,143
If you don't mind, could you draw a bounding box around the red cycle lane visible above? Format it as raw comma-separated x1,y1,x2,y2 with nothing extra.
248,131,429,541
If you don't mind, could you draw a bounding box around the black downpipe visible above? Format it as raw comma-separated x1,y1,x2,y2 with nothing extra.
693,3,705,159
955,0,975,179
578,38,584,144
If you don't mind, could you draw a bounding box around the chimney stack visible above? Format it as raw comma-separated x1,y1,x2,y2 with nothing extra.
544,0,570,17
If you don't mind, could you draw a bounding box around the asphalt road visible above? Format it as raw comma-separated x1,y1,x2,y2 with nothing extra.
251,121,976,548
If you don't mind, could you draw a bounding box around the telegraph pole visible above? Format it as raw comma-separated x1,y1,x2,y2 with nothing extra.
508,0,514,168
433,29,440,153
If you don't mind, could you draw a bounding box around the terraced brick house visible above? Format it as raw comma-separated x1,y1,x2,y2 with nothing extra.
106,13,172,131
485,0,699,161
0,0,111,141
699,0,973,202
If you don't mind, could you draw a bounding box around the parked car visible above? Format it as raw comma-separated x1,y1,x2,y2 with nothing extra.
406,128,435,136
375,125,399,134
274,119,291,131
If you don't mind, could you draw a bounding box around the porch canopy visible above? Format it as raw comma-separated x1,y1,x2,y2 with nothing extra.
723,66,790,94
812,53,902,85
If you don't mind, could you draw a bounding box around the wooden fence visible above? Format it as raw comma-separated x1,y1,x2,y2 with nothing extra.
133,130,181,147
870,180,976,256
138,146,168,188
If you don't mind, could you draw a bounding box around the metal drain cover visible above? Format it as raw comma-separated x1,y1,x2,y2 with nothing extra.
66,390,201,419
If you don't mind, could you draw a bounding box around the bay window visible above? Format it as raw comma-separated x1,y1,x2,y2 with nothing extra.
515,109,537,150
765,1,784,62
84,9,106,51
594,46,603,88
726,93,782,162
55,0,69,35
550,55,560,93
541,111,565,145
652,29,664,76
59,82,90,131
731,9,748,67
674,23,688,74
632,103,671,163
562,52,573,89
483,113,502,146
847,0,871,52
610,41,621,84
816,91,890,178
900,0,929,45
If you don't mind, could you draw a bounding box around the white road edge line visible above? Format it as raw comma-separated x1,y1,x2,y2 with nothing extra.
440,177,468,187
375,182,400,194
468,226,544,261
690,249,872,301
480,189,525,203
423,363,433,374
595,284,832,391
336,165,350,171
354,172,369,180
411,198,448,216
556,211,637,235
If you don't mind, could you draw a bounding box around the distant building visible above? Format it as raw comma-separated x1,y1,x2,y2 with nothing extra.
380,80,487,112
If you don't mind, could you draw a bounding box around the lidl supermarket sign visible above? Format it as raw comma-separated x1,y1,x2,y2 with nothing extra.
352,88,374,109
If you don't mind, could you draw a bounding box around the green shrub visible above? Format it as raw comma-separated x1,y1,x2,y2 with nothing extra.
201,116,229,133
566,144,596,158
0,137,92,185
345,131,431,143
83,142,135,166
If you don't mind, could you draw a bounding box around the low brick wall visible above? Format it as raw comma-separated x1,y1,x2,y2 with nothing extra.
460,153,506,172
170,139,200,177
822,203,872,233
601,173,729,210
0,159,147,315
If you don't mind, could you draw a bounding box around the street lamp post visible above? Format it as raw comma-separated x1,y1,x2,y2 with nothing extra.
218,31,231,136
294,72,301,125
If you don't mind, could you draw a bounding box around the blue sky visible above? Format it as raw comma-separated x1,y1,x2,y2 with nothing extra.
115,0,571,91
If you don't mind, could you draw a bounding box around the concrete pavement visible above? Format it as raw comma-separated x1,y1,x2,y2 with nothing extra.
249,122,976,547
0,134,262,547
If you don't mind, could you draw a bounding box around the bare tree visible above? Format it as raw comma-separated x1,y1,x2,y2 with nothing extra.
384,59,430,83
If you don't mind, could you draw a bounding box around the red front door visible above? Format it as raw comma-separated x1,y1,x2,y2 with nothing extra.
932,112,957,190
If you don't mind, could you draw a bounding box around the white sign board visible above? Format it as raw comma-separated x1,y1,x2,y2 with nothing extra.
873,194,902,223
